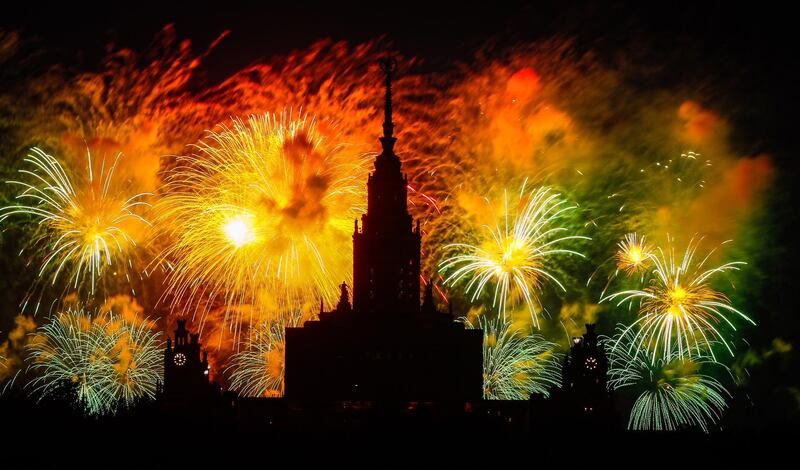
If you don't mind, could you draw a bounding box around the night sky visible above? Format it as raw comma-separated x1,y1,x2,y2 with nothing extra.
4,2,796,171
1,0,798,437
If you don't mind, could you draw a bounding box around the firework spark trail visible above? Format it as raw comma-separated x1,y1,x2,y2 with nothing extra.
225,310,306,397
0,147,150,308
466,316,561,400
26,306,163,416
200,40,452,243
628,376,728,433
154,113,368,336
607,326,730,432
0,352,8,391
440,185,589,326
603,237,754,363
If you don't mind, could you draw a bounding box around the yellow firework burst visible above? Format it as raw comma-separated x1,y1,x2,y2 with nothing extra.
154,113,369,332
0,147,150,303
604,237,754,363
616,232,653,274
439,185,589,327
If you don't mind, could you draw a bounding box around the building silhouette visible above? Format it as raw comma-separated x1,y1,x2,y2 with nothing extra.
284,58,483,402
162,320,218,402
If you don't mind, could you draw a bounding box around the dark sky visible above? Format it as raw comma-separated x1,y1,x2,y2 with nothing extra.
1,2,794,73
3,1,795,158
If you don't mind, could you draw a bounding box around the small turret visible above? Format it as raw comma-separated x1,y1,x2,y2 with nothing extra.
336,281,352,312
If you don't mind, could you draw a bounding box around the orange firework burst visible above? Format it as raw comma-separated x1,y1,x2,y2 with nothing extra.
154,113,369,335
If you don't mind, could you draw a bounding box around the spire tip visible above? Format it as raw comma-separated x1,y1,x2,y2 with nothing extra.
379,56,398,140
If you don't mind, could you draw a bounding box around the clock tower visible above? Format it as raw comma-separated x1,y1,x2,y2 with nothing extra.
556,323,615,426
163,320,213,399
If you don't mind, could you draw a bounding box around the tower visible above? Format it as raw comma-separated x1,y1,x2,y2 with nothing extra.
557,324,615,425
163,320,213,399
352,57,421,315
284,58,483,402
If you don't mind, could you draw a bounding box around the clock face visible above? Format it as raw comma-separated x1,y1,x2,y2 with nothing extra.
174,352,187,366
585,356,597,370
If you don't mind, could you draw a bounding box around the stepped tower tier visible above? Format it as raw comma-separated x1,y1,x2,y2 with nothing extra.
352,57,421,315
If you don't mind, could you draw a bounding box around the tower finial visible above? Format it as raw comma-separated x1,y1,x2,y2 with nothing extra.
379,56,398,140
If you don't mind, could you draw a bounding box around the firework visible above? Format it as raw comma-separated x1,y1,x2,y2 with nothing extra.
607,327,729,432
154,113,369,333
615,233,653,275
0,32,775,430
440,185,588,326
0,147,150,305
603,237,754,363
26,306,163,416
225,311,306,398
466,316,561,400
0,315,38,392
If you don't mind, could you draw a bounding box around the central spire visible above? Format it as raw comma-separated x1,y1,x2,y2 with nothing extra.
352,56,420,315
378,56,398,154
